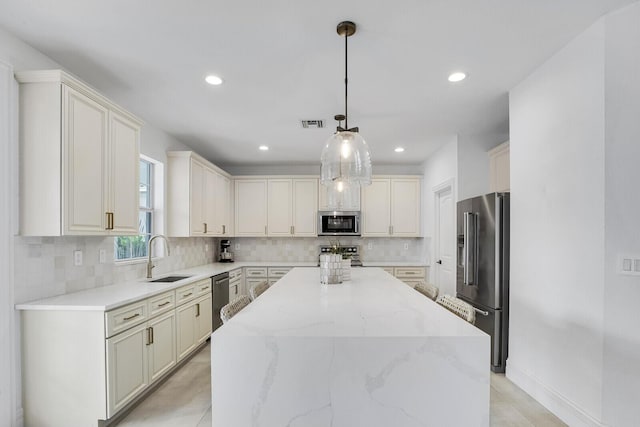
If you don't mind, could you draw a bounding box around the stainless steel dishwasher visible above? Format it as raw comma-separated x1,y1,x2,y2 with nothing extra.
212,272,229,331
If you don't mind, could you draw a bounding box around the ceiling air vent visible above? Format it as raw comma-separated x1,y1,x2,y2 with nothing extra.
301,119,324,129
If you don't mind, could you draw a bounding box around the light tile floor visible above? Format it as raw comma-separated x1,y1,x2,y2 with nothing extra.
115,343,565,427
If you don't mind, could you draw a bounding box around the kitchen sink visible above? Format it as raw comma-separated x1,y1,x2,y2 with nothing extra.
148,275,192,283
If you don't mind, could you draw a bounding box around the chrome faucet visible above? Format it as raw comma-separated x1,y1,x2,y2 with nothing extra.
147,234,171,279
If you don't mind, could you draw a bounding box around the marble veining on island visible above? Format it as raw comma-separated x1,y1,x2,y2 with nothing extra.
211,267,489,427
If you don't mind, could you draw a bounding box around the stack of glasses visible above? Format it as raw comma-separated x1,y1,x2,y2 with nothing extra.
319,254,343,284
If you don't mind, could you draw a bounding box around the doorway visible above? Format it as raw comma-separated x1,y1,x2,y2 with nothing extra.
433,179,455,296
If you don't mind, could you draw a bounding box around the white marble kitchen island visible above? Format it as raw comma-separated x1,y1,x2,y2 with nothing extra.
211,267,489,427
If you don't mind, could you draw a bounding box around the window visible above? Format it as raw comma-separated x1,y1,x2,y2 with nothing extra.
115,159,154,261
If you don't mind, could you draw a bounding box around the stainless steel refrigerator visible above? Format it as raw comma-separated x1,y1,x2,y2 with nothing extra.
456,192,510,373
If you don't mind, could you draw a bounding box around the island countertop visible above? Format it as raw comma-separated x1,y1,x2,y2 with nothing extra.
211,267,490,427
214,267,482,338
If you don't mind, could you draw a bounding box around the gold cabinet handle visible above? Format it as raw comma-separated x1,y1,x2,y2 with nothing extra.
123,313,140,321
204,223,207,233
158,301,171,307
105,212,110,230
150,326,154,344
290,225,294,235
196,303,200,317
146,327,152,346
183,292,193,298
222,224,226,234
105,212,114,230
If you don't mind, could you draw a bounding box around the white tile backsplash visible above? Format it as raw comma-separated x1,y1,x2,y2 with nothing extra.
13,236,215,303
231,237,427,263
14,235,428,304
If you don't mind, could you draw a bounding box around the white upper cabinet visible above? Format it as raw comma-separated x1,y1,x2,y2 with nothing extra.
488,141,510,192
361,177,421,237
235,177,318,237
361,179,391,236
267,179,293,236
292,179,318,236
235,179,268,236
390,179,421,236
167,151,232,237
214,173,231,235
17,70,142,236
108,112,141,234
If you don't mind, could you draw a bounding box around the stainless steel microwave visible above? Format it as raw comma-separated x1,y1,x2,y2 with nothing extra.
318,211,361,236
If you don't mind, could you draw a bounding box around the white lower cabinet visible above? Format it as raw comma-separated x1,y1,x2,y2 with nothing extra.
229,268,244,297
176,279,213,361
21,279,212,427
147,311,177,383
106,323,149,417
245,267,292,293
105,309,176,417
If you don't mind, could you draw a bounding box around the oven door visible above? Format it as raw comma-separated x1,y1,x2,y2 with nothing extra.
318,211,360,236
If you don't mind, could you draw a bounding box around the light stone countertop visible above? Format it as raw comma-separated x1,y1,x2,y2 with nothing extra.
211,267,489,427
213,267,477,338
14,261,426,312
14,261,316,312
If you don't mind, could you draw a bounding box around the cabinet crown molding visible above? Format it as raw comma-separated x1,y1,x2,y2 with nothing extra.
15,69,143,126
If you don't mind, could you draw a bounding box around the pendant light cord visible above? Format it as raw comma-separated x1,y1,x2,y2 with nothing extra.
344,30,348,130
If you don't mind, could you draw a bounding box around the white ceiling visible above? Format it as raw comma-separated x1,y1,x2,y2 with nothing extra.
0,0,634,167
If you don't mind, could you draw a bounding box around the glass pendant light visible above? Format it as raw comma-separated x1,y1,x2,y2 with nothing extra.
320,21,372,188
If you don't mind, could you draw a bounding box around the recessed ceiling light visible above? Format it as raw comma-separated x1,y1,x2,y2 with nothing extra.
394,147,405,153
259,145,269,151
448,72,466,83
205,74,223,85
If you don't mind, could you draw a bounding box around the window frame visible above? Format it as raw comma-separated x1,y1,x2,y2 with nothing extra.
114,156,161,263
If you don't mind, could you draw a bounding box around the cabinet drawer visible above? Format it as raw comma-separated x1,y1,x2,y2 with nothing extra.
267,267,291,278
194,279,212,296
148,291,175,317
229,268,243,280
176,283,197,306
394,267,426,278
245,267,267,278
106,300,148,338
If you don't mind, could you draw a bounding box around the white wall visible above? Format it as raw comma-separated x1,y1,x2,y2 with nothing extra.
508,19,608,427
602,3,640,426
421,136,457,295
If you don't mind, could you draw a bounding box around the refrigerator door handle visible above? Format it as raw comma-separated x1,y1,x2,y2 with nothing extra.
473,307,489,316
463,212,477,285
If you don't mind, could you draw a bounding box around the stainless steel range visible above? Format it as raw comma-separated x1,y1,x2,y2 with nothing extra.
318,245,363,266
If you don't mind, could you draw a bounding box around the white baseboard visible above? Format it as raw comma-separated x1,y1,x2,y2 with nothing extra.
506,361,604,427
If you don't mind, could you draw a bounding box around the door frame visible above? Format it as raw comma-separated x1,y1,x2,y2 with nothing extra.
432,178,455,293
0,60,21,426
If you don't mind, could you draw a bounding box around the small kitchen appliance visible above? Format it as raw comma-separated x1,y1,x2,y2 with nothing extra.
219,239,234,262
318,211,361,236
